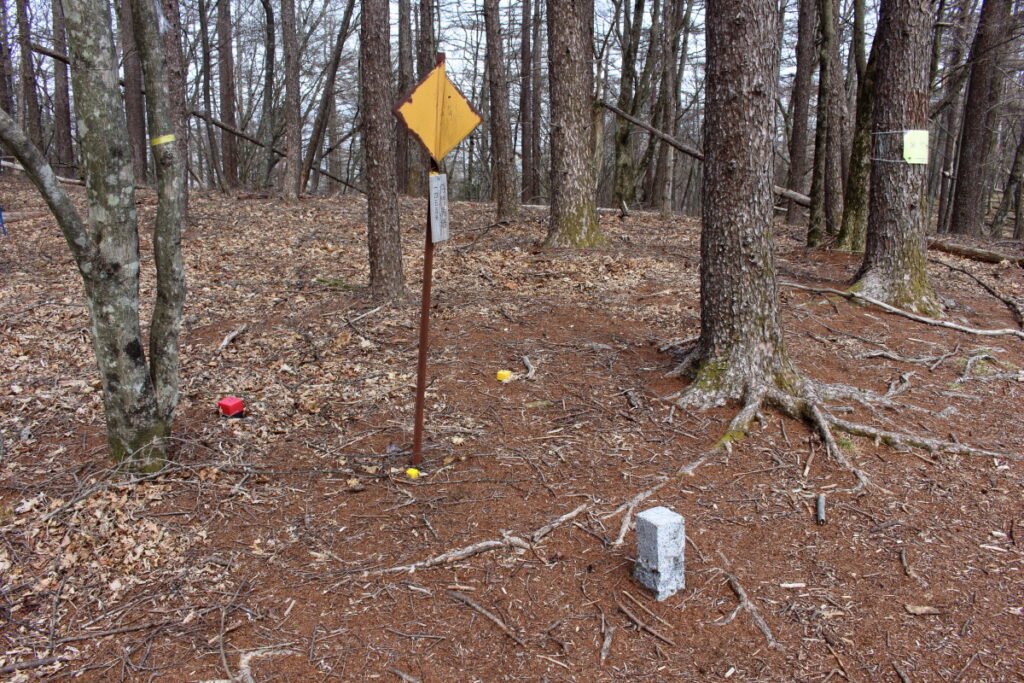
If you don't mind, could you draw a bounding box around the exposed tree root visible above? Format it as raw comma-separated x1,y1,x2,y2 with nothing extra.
930,259,1024,328
782,282,1024,341
709,566,780,649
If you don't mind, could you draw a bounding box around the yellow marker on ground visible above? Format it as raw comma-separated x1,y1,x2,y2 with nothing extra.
496,370,512,382
405,467,420,479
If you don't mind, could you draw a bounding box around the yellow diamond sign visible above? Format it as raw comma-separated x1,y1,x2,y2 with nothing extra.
394,59,481,163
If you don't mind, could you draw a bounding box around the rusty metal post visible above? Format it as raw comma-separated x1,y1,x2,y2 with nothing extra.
411,158,441,466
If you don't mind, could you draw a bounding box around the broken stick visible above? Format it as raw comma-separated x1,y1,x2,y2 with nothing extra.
447,590,527,647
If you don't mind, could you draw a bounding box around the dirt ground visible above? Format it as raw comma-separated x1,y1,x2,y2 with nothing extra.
2,174,1023,682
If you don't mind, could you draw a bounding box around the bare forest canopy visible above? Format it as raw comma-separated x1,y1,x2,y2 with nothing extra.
0,0,1019,237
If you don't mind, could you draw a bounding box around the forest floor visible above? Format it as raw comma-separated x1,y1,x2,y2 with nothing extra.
2,174,1024,682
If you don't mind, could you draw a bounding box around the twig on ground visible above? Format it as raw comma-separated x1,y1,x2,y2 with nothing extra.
371,534,530,575
447,590,527,646
616,600,676,646
216,323,247,354
387,667,422,683
522,355,537,379
622,591,672,629
0,656,67,676
930,259,1024,327
603,480,668,547
531,504,587,543
781,282,1024,341
709,561,780,649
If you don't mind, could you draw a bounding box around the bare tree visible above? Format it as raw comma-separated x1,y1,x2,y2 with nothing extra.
119,0,147,184
217,0,239,189
397,0,414,193
519,0,537,202
197,0,222,188
51,0,74,174
785,0,816,224
484,0,518,220
259,0,276,188
852,0,939,314
280,0,302,198
361,0,403,298
0,0,184,470
546,0,603,246
15,0,41,149
948,0,1013,236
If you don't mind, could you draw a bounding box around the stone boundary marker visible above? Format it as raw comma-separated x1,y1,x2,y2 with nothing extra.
634,506,685,601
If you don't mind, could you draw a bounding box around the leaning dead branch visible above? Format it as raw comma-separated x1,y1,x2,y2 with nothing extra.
782,282,1024,341
928,238,1024,268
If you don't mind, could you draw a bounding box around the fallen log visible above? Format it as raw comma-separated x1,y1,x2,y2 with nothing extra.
928,238,1024,268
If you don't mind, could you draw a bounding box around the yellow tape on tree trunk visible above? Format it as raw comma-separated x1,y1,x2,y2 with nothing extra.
150,134,176,147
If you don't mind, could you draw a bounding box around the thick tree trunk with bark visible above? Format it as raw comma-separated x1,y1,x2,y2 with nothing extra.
673,0,796,408
853,0,939,315
280,0,301,199
159,0,189,204
808,0,842,245
197,0,222,188
51,0,74,175
360,0,403,298
545,0,602,247
119,0,147,184
484,0,518,220
15,0,41,149
217,0,238,189
948,0,1012,236
613,0,644,208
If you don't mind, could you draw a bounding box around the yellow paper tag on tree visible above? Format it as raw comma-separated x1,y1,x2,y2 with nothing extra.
903,130,929,164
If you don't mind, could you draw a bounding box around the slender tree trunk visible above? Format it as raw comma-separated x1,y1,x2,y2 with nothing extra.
483,0,518,220
197,0,222,188
519,0,535,202
217,0,238,189
613,0,645,208
360,0,403,298
990,125,1024,235
0,0,12,121
280,0,301,198
50,0,74,174
824,0,846,222
159,0,189,203
836,36,878,251
853,0,939,315
545,0,602,246
301,0,355,194
15,0,41,149
119,0,147,184
808,0,835,245
530,2,543,199
675,0,795,407
259,0,276,188
948,0,1012,236
130,0,186,428
408,0,435,197
397,0,414,194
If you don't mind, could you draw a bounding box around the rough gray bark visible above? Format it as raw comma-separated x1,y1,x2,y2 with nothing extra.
159,0,189,204
545,0,602,247
51,0,74,175
836,37,878,252
217,0,238,189
672,0,796,408
119,0,147,184
0,0,183,470
990,125,1024,235
853,0,939,314
280,0,301,198
484,0,518,220
15,0,41,149
197,0,222,188
302,0,355,194
612,0,645,208
808,0,840,245
130,0,186,425
360,0,403,298
0,0,12,124
948,0,1012,236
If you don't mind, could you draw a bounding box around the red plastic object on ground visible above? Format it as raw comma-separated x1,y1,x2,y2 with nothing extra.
218,396,245,417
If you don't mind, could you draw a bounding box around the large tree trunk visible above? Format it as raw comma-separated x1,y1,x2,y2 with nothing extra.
0,0,13,122
301,0,355,194
545,0,602,247
217,0,238,189
119,0,147,184
484,0,518,221
51,0,74,175
360,0,403,298
808,0,840,246
673,0,795,407
853,0,939,315
948,0,1012,236
15,0,41,150
280,0,301,199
